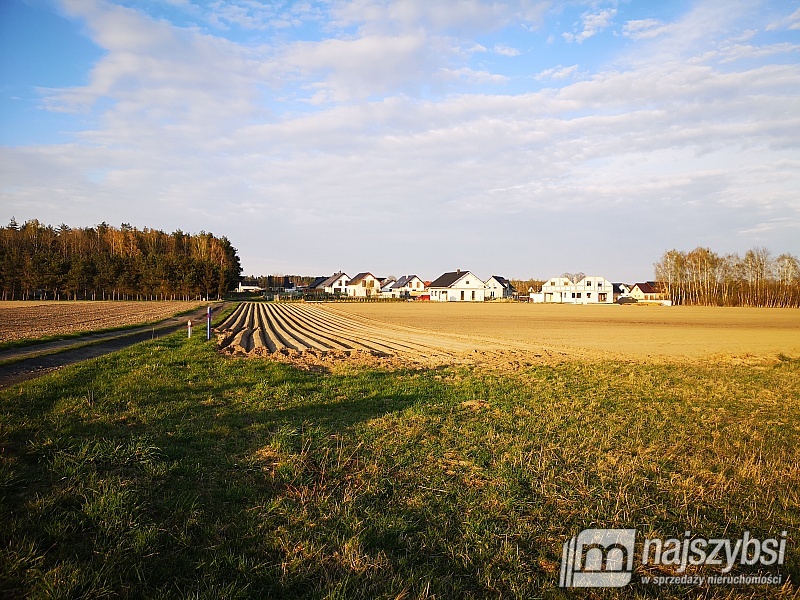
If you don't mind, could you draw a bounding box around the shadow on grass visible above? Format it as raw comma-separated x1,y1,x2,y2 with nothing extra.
0,333,485,599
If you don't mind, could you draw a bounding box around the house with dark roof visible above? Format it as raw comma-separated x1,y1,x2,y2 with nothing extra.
428,270,486,302
387,275,426,298
379,276,397,294
612,283,631,302
346,272,381,297
629,281,666,301
484,275,515,299
309,272,349,295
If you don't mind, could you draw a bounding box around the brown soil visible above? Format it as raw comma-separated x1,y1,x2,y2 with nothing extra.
0,301,204,343
216,301,800,370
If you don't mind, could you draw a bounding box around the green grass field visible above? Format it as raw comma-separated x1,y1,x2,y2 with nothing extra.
1,328,798,598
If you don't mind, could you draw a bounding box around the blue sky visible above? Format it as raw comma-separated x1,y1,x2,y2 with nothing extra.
1,0,799,281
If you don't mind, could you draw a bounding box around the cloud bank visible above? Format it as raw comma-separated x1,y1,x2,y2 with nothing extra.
1,0,799,281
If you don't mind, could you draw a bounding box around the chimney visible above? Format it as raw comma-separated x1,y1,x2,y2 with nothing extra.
456,269,461,274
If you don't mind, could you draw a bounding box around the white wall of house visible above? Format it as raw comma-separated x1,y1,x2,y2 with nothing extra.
485,276,512,299
324,275,349,294
540,277,573,303
430,272,486,302
237,284,262,293
346,274,381,297
390,276,426,298
539,276,615,304
574,276,615,304
629,284,667,302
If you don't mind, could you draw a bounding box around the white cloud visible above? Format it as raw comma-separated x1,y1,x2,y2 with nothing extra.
329,0,549,35
3,0,800,279
439,67,509,85
493,43,521,56
535,64,580,80
621,19,674,40
717,42,800,63
563,7,616,43
767,7,800,31
283,33,437,102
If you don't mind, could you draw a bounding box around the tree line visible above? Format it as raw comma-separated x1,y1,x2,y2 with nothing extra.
654,247,800,307
1,219,242,301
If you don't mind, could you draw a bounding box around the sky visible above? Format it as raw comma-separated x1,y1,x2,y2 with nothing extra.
1,0,799,282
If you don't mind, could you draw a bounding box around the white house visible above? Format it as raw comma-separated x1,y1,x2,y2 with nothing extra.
537,277,573,303
379,277,397,295
629,282,668,302
484,275,515,299
613,283,632,302
388,275,426,298
537,276,617,304
346,272,382,297
309,271,349,294
428,270,486,302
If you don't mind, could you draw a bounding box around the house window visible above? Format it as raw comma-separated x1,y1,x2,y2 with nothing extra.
472,291,475,300
461,291,465,300
466,280,470,285
587,293,592,298
577,293,582,298
586,281,592,286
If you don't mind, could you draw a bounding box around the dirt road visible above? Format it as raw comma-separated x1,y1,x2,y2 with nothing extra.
0,304,225,389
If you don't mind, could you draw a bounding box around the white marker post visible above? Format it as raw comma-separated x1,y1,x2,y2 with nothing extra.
206,306,212,340
187,319,193,338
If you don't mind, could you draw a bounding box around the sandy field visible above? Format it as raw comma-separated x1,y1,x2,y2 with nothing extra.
0,301,204,343
327,301,800,361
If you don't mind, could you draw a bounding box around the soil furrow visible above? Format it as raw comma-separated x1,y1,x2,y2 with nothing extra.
264,304,329,351
257,304,287,352
302,304,458,354
279,304,393,353
276,305,351,351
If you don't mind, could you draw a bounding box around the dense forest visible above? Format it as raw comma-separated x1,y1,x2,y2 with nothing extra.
1,219,241,301
654,247,800,307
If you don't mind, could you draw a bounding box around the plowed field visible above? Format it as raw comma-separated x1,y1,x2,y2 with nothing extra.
0,301,204,343
214,302,561,366
216,301,800,367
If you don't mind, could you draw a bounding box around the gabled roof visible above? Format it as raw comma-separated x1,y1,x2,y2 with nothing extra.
392,274,422,288
612,283,629,294
632,281,663,294
488,275,515,290
429,270,480,288
317,271,348,289
309,276,328,289
347,272,376,285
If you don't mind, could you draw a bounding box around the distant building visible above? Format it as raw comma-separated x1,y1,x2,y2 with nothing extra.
535,276,616,304
484,275,515,299
388,275,426,298
307,272,349,295
237,280,262,293
612,283,631,302
346,272,381,297
629,282,666,301
428,270,486,302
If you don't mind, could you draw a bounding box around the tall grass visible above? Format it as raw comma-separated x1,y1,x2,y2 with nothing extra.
1,332,797,598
